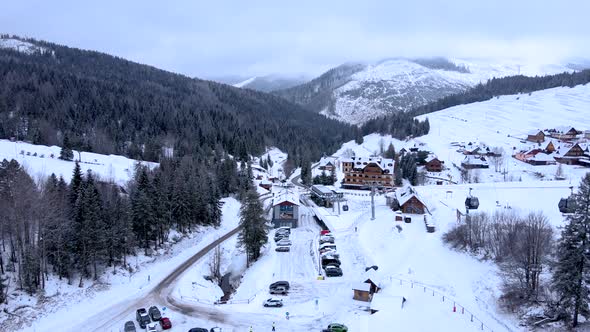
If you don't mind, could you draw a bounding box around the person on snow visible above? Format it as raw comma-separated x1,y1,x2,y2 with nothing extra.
272,321,276,331
249,326,253,332
401,296,407,309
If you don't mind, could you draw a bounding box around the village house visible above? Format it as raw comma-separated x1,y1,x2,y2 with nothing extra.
310,184,344,208
461,155,489,169
548,126,581,140
352,283,372,302
393,186,428,214
271,190,299,228
514,148,556,166
554,143,588,165
318,156,337,172
341,156,394,189
526,130,546,143
424,156,443,172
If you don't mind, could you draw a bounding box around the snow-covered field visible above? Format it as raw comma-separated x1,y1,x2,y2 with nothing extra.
0,37,51,55
0,139,157,184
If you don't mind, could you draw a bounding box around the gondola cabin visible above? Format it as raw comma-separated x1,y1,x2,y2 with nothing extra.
465,196,479,210
558,197,575,214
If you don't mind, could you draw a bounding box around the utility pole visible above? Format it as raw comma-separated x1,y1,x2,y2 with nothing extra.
370,184,376,220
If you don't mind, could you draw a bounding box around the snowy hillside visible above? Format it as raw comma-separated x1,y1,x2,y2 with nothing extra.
325,58,575,124
234,74,308,92
0,37,50,55
0,140,157,184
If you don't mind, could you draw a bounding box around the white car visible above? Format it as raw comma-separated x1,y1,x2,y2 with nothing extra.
276,239,292,246
320,235,335,244
263,298,284,307
146,323,158,332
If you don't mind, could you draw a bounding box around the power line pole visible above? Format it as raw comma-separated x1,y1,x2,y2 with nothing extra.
370,184,376,220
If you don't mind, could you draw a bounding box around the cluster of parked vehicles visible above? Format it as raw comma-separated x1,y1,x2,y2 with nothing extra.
264,281,290,308
318,229,342,277
126,306,171,331
274,226,292,252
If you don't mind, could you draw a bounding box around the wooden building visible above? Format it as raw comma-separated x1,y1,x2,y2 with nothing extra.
341,156,394,190
548,126,580,140
461,155,489,169
271,190,299,228
352,283,372,302
394,186,428,215
526,130,545,143
425,156,443,172
259,180,272,190
318,156,337,171
554,143,588,165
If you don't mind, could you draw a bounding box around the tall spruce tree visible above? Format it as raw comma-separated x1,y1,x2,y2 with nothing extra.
238,188,267,265
59,134,74,161
552,173,590,326
384,142,396,159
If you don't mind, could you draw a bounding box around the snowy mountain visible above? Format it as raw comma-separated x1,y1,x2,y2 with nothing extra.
276,57,583,125
233,74,309,92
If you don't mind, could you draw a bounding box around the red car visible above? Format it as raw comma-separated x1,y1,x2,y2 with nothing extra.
320,229,331,236
160,317,172,330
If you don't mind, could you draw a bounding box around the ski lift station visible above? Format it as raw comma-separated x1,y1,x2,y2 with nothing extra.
310,184,344,208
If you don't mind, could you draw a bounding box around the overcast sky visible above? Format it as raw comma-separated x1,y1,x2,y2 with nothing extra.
1,1,589,79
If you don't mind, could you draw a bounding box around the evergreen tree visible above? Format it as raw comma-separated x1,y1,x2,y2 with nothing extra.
394,156,403,186
238,188,267,265
59,134,74,161
552,173,590,327
68,161,83,206
130,167,154,254
384,143,396,159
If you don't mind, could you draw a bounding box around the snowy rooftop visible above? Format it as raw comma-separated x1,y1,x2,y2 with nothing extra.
341,156,394,173
395,186,423,207
462,155,488,165
272,190,299,206
352,282,371,292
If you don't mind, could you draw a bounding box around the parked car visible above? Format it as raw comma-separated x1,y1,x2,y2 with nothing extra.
146,322,158,332
269,286,288,295
326,323,348,332
321,251,339,259
148,306,162,321
160,317,172,330
325,266,343,277
274,234,288,242
319,246,337,254
210,328,223,332
276,239,292,246
320,235,335,244
275,246,290,252
269,281,290,290
263,298,284,307
322,258,341,268
123,321,136,332
188,328,209,332
135,308,150,328
277,226,291,234
319,243,337,250
320,229,331,236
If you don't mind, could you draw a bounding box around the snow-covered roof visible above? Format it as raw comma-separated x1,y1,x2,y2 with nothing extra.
364,268,382,285
526,129,544,135
425,155,440,163
352,283,371,292
311,185,334,195
462,155,489,166
552,125,577,134
272,190,299,206
260,179,272,185
395,186,424,207
530,153,555,162
341,156,394,173
318,156,337,167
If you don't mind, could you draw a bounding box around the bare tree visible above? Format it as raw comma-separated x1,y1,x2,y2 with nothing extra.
489,147,505,172
209,245,223,286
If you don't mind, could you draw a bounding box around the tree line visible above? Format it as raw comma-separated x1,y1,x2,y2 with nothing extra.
0,154,248,300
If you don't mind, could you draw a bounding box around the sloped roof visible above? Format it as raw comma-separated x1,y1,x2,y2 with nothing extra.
425,155,440,163
370,293,399,311
341,156,394,173
527,129,544,135
553,126,577,134
364,268,382,286
319,156,337,167
353,283,371,292
530,153,555,162
395,186,425,207
462,155,489,166
272,190,299,206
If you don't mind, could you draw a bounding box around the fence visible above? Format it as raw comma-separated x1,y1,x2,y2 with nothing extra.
387,276,513,332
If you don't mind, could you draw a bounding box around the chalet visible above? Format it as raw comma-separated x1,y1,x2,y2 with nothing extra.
318,156,337,171
526,130,545,143
425,156,443,172
461,155,489,169
393,186,428,214
548,126,580,140
543,140,556,153
271,190,299,228
370,293,399,314
514,149,556,165
259,180,272,190
352,283,372,302
554,143,588,165
341,156,394,190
